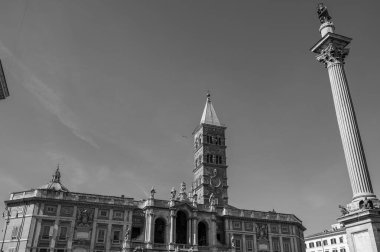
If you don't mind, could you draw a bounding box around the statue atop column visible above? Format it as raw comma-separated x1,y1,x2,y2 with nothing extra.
317,3,332,23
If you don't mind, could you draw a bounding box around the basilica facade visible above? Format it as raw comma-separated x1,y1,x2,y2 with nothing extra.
0,95,306,252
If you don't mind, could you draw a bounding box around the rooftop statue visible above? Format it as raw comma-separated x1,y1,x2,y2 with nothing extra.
317,3,332,24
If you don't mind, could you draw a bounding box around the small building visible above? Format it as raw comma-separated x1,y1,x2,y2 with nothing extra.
305,224,348,252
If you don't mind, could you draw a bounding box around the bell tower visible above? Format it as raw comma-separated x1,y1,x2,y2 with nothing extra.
192,93,228,206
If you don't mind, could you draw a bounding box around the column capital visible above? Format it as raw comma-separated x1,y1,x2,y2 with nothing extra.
316,43,350,67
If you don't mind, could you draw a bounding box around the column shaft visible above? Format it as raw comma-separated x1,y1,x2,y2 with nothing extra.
327,62,374,199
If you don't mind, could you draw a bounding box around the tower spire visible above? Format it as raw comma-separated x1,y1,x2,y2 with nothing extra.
200,92,221,126
52,165,61,183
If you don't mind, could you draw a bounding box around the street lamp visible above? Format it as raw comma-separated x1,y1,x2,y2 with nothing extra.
1,207,11,252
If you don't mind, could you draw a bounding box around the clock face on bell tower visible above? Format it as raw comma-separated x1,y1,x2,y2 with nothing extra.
192,94,228,206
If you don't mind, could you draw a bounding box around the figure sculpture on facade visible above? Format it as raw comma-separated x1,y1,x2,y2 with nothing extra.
179,182,188,201
338,205,349,215
360,197,374,209
209,193,215,206
150,187,156,199
317,3,332,23
256,223,268,240
170,187,176,200
192,193,198,207
76,208,93,227
231,234,236,248
124,226,130,241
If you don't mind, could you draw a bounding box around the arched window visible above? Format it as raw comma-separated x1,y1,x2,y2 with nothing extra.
198,221,208,246
154,218,166,244
176,211,187,244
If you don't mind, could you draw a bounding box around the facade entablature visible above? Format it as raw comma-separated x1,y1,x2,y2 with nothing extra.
222,208,303,225
7,189,139,208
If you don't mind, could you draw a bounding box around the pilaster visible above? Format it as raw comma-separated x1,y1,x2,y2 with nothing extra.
67,205,77,251
50,205,61,250
106,209,113,251
89,207,98,251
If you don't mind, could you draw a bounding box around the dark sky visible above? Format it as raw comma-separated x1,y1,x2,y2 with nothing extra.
0,0,379,236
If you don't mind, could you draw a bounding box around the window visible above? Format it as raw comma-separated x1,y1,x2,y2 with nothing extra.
232,221,241,230
45,205,57,215
11,226,19,239
41,225,52,240
332,249,338,252
309,242,315,248
60,206,73,217
112,230,121,244
58,226,68,240
340,249,346,252
56,250,65,252
281,225,289,233
99,210,108,218
97,229,106,243
316,241,322,247
271,225,278,233
272,238,280,252
283,240,291,252
323,240,328,245
113,211,123,219
247,239,253,251
38,249,49,252
331,238,337,244
325,250,329,252
339,236,344,243
235,239,241,251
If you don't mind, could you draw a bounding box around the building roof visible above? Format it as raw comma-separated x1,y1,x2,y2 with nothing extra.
200,92,221,126
305,227,346,240
38,166,69,192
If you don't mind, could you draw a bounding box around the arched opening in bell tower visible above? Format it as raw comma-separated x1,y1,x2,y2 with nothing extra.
175,211,187,244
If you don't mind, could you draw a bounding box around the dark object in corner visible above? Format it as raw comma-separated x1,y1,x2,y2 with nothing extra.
0,59,9,99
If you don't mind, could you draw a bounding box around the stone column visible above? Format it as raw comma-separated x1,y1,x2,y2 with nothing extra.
145,209,154,248
279,236,284,252
192,217,198,247
169,210,176,250
188,218,192,245
314,41,375,200
210,214,217,251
